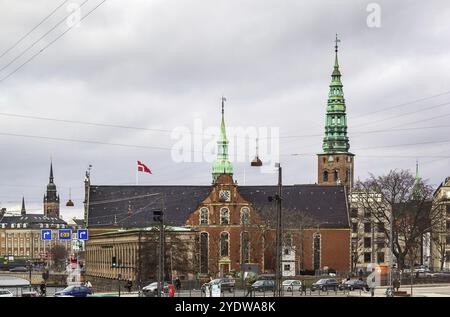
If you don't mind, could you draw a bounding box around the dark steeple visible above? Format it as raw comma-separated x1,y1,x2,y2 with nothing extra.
21,197,26,216
44,161,60,218
49,161,54,184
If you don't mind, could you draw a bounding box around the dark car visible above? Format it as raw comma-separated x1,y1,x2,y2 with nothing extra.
310,278,339,292
339,279,368,291
201,278,236,293
251,280,275,292
142,282,170,297
54,285,92,297
9,266,28,272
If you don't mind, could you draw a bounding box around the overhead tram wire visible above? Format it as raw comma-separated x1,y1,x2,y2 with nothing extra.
0,0,69,60
350,89,450,120
0,0,107,84
0,0,91,74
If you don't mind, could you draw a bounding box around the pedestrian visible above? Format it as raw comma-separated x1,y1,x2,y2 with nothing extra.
174,277,181,291
393,278,400,292
168,283,175,297
125,280,133,293
85,280,92,289
366,268,376,297
39,281,47,297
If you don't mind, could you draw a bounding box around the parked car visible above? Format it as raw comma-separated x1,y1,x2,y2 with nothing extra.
414,265,431,273
0,289,13,297
282,280,302,292
339,279,368,291
142,282,170,296
54,285,92,297
310,278,339,292
9,266,28,272
251,280,275,292
201,278,236,294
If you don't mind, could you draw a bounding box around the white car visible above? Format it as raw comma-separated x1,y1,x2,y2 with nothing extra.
282,280,302,292
142,282,169,296
0,289,13,297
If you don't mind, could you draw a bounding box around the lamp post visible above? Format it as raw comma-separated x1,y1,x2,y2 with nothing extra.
250,151,282,297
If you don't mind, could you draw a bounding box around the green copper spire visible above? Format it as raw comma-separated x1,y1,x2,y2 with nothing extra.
322,34,350,153
212,97,233,182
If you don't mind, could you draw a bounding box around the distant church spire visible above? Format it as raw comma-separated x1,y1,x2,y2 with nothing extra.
49,161,54,183
21,197,26,216
212,97,233,182
44,161,60,218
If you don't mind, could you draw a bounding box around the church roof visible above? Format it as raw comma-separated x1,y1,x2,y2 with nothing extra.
87,184,349,228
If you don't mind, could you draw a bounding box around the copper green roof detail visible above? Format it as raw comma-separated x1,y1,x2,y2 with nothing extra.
212,97,233,182
322,34,350,153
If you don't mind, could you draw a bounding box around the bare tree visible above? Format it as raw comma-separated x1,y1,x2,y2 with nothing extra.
354,170,441,270
51,244,68,272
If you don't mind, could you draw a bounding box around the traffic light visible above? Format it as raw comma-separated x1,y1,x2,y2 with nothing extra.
153,210,163,222
112,256,117,268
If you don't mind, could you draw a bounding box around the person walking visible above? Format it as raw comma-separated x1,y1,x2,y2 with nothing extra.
366,268,376,297
39,281,47,297
125,280,133,293
174,277,181,292
393,278,400,292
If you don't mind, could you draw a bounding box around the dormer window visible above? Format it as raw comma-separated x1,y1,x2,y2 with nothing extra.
11,224,15,228
23,223,27,228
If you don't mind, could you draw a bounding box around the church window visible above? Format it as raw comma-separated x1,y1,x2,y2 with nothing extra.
241,207,250,225
323,171,329,182
200,232,209,273
220,232,229,257
200,207,209,225
220,208,229,225
313,233,321,271
241,231,249,263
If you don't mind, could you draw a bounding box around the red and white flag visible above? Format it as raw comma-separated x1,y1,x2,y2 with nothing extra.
137,161,152,174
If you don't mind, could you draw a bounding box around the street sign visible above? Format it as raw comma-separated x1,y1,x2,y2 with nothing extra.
41,229,52,240
58,229,72,240
77,229,89,240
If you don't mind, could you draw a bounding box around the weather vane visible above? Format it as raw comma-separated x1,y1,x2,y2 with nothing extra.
335,33,340,53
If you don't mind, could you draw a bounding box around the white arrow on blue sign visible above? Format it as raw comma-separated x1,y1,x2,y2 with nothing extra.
41,229,52,240
77,229,89,240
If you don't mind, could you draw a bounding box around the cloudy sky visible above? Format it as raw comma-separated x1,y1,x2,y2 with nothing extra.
0,0,450,220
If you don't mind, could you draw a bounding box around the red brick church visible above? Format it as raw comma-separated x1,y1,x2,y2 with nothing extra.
85,41,353,277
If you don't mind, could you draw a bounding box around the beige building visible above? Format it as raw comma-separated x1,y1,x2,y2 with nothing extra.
431,177,450,271
84,226,198,290
349,192,391,272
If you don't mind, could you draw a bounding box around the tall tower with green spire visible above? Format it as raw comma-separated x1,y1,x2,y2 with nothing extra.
317,35,355,192
212,97,233,183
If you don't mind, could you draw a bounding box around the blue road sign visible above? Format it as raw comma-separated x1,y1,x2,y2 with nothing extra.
77,229,89,240
58,229,72,240
41,229,52,241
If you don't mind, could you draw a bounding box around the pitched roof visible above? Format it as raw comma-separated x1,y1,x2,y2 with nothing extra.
0,213,67,228
87,184,349,228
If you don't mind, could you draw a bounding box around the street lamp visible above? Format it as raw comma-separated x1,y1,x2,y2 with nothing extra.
251,160,283,297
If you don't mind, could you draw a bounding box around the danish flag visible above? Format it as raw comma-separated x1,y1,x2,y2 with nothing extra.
137,161,152,174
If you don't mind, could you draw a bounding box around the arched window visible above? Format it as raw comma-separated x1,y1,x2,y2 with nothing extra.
313,233,321,271
200,232,209,274
241,207,250,225
241,232,249,264
323,171,329,182
200,207,209,225
220,232,229,257
220,208,229,225
334,170,339,181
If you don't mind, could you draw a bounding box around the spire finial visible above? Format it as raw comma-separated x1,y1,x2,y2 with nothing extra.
335,33,340,53
221,96,226,115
